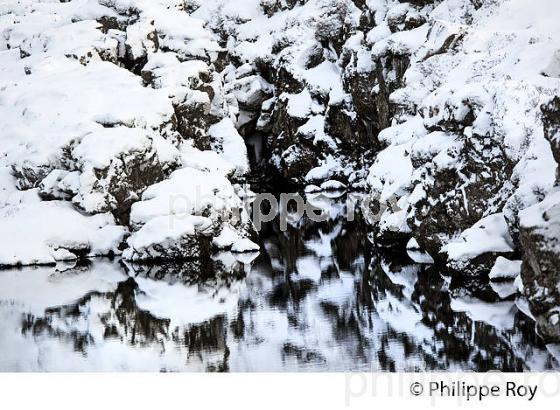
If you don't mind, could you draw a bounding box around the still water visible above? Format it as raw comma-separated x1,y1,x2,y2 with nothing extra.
0,192,558,371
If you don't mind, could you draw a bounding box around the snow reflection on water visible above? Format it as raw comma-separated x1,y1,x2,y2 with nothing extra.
0,193,558,371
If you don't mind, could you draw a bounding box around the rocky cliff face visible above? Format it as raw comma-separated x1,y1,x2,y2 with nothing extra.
1,0,560,341
518,98,560,343
192,0,560,340
0,0,257,267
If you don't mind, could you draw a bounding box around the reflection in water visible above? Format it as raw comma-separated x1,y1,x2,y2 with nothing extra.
0,192,558,371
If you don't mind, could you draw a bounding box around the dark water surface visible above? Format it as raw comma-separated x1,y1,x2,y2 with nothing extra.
0,192,558,371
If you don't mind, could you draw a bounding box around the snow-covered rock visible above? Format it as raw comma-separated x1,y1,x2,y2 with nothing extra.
208,118,250,177
519,189,560,342
0,200,126,267
124,167,253,261
514,94,560,343
489,257,522,282
442,213,515,276
187,0,559,281
0,0,255,266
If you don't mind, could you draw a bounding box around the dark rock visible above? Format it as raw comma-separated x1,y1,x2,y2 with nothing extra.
304,45,325,69
519,194,560,342
274,65,305,94
542,97,560,183
173,93,213,149
11,162,54,190
270,97,307,147
513,97,560,342
411,122,514,260
278,145,318,182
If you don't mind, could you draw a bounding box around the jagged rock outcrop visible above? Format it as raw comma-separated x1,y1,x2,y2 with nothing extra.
0,0,256,266
349,0,559,283
192,0,376,186
186,0,560,311
517,98,560,342
519,191,560,342
542,97,560,183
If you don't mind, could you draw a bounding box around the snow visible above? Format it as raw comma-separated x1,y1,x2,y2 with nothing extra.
71,127,152,169
232,74,273,108
378,115,427,145
143,54,209,93
367,143,413,202
286,89,314,119
129,167,240,228
489,257,522,281
442,213,514,263
0,201,126,267
514,275,525,297
371,24,430,57
305,155,342,182
297,115,337,149
1,58,173,172
231,238,260,253
125,214,213,259
180,142,236,177
208,118,250,177
520,188,560,229
212,224,241,249
123,162,254,260
410,131,460,163
301,61,343,98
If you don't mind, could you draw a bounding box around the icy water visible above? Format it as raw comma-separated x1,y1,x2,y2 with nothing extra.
0,192,558,371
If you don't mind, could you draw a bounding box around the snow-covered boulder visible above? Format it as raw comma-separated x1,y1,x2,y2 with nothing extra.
208,118,250,177
1,57,175,188
488,257,522,282
0,200,126,267
514,95,560,343
442,213,515,276
124,167,255,262
64,127,179,222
